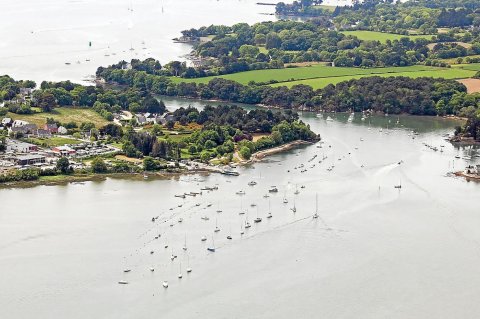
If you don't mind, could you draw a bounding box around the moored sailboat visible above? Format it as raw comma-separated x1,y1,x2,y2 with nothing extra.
207,234,216,252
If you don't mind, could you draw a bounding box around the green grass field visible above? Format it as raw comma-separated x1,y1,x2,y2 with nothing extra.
24,136,82,147
340,31,435,43
171,65,437,85
7,107,109,128
171,64,479,89
271,67,477,89
438,55,480,65
452,63,480,72
162,133,192,142
318,5,336,12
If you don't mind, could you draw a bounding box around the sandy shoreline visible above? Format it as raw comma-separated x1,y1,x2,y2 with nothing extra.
251,140,314,161
454,171,480,182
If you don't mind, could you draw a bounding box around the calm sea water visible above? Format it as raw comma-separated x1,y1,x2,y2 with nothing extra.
0,0,277,84
2,1,480,318
1,99,479,318
0,0,350,85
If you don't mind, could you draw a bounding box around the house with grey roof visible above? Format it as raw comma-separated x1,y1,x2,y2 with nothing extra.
15,154,46,166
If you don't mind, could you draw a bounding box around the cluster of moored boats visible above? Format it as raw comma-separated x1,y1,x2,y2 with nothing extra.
119,129,421,289
118,173,326,288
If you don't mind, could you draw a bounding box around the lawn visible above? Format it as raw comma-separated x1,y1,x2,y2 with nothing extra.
341,30,434,43
7,107,109,128
161,132,192,142
24,136,82,147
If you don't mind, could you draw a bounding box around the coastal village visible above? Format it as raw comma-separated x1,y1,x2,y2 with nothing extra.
0,119,119,175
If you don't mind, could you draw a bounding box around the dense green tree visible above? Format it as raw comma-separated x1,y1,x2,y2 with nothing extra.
56,157,71,174
143,156,158,171
91,157,108,173
239,146,251,159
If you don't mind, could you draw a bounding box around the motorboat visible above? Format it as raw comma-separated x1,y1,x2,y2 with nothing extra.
269,186,278,193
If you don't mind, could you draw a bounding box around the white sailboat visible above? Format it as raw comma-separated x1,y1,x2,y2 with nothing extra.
186,255,192,273
245,214,251,229
347,112,354,123
163,281,169,288
267,200,272,218
291,198,297,213
254,207,262,223
394,179,402,189
178,263,183,279
313,193,319,219
214,218,220,232
239,199,245,215
227,213,233,239
207,234,216,252
182,234,187,251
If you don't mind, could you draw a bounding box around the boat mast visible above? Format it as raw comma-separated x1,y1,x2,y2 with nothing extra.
313,193,319,218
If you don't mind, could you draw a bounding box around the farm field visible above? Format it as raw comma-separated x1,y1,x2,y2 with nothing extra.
458,78,480,93
452,63,480,72
7,107,109,128
426,41,472,50
439,55,480,65
340,30,435,43
271,67,478,89
171,64,479,89
171,65,439,85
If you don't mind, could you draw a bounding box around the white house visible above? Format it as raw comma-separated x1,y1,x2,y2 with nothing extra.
58,126,68,135
12,120,29,127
